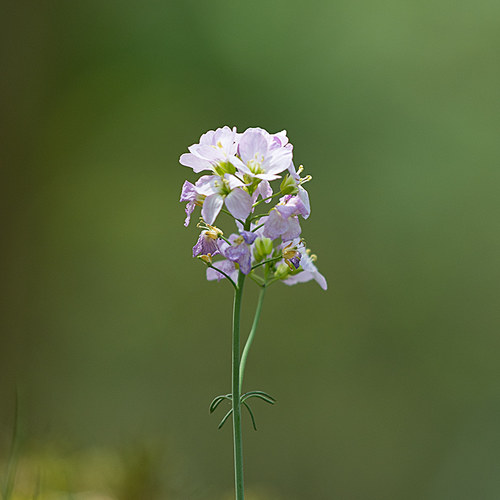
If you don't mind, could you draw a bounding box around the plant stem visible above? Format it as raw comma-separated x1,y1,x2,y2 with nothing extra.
239,286,266,392
232,271,246,500
251,255,282,270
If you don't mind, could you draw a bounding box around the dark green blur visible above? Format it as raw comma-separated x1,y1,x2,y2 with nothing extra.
1,1,499,498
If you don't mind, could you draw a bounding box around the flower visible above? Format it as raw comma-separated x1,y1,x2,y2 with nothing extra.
282,241,302,270
261,194,309,241
283,247,327,290
179,125,327,292
220,231,258,275
234,128,293,181
285,163,311,218
179,126,240,175
195,174,253,225
192,225,223,258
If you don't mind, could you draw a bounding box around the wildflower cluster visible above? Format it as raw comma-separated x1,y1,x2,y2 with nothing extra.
179,126,327,290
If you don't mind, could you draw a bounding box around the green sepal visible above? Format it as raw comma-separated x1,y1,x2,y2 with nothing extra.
214,161,236,176
280,174,299,195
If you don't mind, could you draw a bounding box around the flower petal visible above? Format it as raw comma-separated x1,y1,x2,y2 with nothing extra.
281,216,301,241
313,271,328,290
179,153,211,173
298,186,311,219
262,209,289,240
224,174,245,190
195,175,218,196
202,194,224,225
264,147,293,175
283,271,313,286
192,232,220,257
240,231,257,245
180,181,196,202
225,188,252,221
252,180,273,203
255,172,282,181
184,201,196,227
238,130,269,164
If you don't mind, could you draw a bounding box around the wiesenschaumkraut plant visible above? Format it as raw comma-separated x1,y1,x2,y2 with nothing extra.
179,126,326,499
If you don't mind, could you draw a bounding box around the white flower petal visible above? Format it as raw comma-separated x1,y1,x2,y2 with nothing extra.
238,130,269,164
179,153,211,173
202,194,224,225
225,188,252,221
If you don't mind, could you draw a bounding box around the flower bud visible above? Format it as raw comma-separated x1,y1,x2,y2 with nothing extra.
198,254,213,264
253,237,273,262
274,263,290,280
280,174,299,195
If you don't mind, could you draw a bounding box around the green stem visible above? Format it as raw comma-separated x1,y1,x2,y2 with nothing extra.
232,270,246,500
239,286,266,392
251,255,282,270
252,190,282,208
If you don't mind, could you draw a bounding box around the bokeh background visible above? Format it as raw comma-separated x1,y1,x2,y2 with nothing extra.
1,1,499,499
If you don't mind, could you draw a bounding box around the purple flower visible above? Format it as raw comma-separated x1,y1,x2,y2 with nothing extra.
192,227,223,258
179,181,204,227
234,128,293,181
283,247,327,290
195,174,252,225
261,194,309,241
287,163,311,219
282,241,302,270
221,232,257,275
179,126,241,175
240,230,258,245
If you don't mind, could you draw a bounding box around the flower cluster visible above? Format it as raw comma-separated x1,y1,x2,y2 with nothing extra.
179,126,327,290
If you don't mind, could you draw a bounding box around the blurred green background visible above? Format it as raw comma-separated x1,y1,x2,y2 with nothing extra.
1,1,499,498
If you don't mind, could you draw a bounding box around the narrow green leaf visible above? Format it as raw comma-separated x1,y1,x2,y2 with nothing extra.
209,394,231,413
218,409,233,430
241,390,276,404
242,402,257,431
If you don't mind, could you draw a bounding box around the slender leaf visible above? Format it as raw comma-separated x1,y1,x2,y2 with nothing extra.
209,394,231,413
218,409,234,429
241,391,276,404
242,402,257,431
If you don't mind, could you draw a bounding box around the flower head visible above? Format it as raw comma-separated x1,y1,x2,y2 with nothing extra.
179,125,326,292
220,231,258,275
192,224,223,258
195,174,252,225
283,246,327,290
261,194,309,241
235,128,293,181
179,126,240,175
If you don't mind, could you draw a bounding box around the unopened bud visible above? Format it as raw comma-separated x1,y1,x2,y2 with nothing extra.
280,174,299,195
199,254,213,264
254,237,273,262
274,263,290,280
